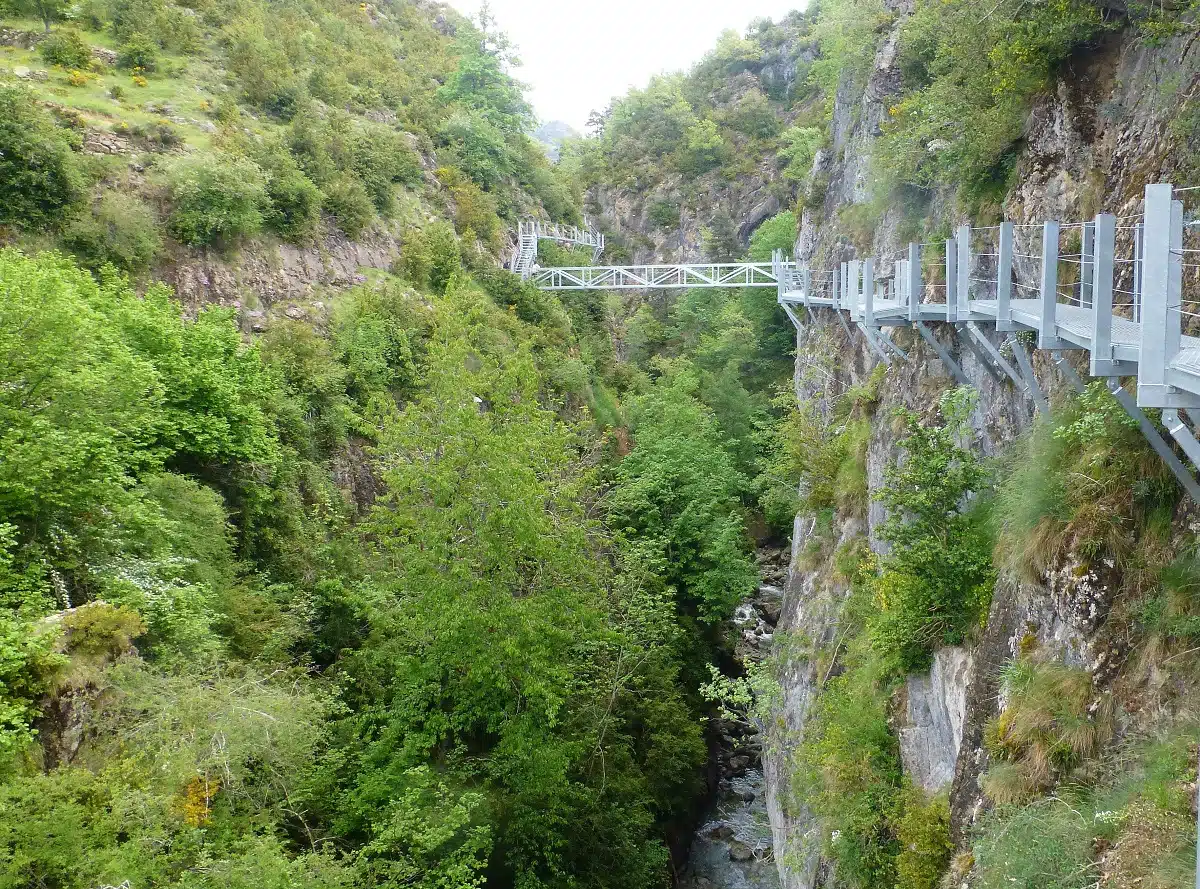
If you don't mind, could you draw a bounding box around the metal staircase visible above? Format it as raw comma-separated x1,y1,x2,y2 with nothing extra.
511,220,606,279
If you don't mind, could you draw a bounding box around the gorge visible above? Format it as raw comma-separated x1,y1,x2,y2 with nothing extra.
0,0,1199,887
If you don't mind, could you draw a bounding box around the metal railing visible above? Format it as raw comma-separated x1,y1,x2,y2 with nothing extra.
512,220,606,278
764,182,1200,498
531,261,785,290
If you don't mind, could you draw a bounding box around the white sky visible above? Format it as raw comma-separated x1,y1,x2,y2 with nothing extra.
445,0,806,131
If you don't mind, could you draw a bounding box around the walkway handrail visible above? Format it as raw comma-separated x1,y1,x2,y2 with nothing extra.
526,183,1200,497
531,261,785,290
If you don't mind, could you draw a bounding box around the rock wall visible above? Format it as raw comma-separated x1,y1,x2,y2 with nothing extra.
763,311,1039,889
766,19,1200,886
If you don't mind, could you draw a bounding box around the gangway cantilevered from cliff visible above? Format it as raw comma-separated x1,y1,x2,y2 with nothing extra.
525,184,1200,500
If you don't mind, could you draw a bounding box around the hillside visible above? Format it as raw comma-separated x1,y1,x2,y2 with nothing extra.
0,1,786,885
0,0,580,305
534,119,578,161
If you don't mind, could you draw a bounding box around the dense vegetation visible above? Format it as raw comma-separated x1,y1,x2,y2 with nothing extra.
0,0,578,270
4,0,1200,885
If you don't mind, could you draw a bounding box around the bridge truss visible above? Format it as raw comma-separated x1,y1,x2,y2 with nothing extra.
530,262,784,290
526,184,1200,499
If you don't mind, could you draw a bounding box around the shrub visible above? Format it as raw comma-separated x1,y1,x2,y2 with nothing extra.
993,382,1176,581
971,795,1096,889
775,365,885,520
677,118,727,175
0,612,62,762
62,191,162,272
778,125,823,182
164,153,268,246
793,637,902,889
425,222,460,294
131,119,180,148
117,32,159,72
438,108,514,190
225,32,303,117
352,125,422,214
449,178,500,248
607,380,758,622
894,790,952,889
61,602,145,659
866,388,995,674
264,167,322,244
0,85,84,230
39,29,93,69
322,175,375,240
879,0,1105,195
647,200,678,229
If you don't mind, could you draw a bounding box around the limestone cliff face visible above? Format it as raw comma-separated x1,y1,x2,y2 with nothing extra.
766,19,1199,888
764,313,1038,888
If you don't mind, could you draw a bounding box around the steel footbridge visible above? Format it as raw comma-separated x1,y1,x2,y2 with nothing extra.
522,183,1200,498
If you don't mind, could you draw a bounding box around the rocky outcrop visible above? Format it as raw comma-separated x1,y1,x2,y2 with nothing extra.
160,230,401,311
898,647,972,793
763,309,1048,888
763,19,1200,883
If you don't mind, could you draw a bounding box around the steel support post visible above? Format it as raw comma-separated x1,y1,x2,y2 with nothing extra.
1089,214,1134,377
915,322,969,385
863,258,875,328
946,237,958,322
878,329,909,361
907,243,921,322
997,221,1014,331
1052,350,1087,394
959,322,1024,388
1039,220,1070,349
860,325,892,365
1008,335,1048,414
1081,220,1095,310
1138,185,1200,407
1110,391,1200,502
779,301,805,331
957,224,972,320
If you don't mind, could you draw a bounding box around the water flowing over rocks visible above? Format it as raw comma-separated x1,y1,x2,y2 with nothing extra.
679,554,787,889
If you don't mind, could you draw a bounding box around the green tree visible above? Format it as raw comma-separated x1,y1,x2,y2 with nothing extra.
868,389,995,673
678,118,727,175
163,153,269,247
0,86,83,230
608,376,758,622
11,0,70,31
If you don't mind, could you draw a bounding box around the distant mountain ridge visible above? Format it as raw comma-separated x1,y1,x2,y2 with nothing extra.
534,119,580,161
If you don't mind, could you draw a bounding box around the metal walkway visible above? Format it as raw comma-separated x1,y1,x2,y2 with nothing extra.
531,261,785,290
511,220,606,278
528,184,1200,497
